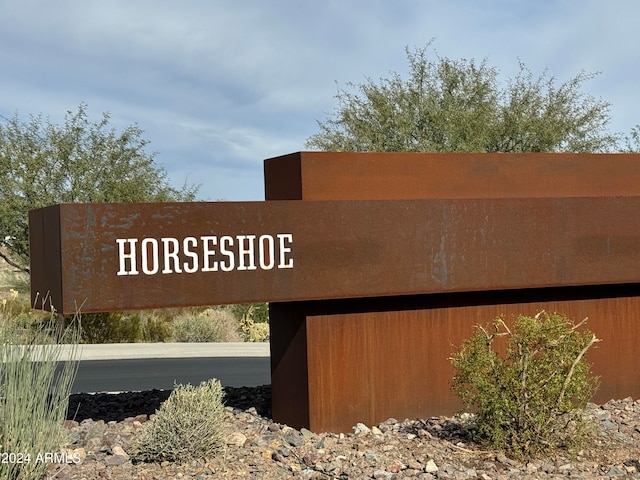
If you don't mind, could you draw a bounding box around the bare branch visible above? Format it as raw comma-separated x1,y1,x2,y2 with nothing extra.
0,250,29,274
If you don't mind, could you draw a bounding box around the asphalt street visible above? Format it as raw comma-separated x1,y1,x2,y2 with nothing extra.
50,342,271,393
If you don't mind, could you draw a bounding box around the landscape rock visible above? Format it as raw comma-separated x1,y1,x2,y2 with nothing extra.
53,386,640,479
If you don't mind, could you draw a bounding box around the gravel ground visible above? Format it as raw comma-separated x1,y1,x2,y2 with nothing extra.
39,387,640,479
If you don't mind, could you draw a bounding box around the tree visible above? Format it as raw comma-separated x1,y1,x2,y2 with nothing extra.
0,104,199,272
306,45,622,153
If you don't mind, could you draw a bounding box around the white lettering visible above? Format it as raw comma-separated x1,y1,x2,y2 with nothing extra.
141,238,159,275
182,237,198,273
219,236,235,271
115,233,294,275
237,235,257,271
278,233,294,268
116,238,139,275
33,451,81,464
258,235,275,269
201,236,218,272
161,237,182,274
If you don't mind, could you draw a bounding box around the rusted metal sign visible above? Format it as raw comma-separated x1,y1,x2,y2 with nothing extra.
30,197,640,315
265,151,640,200
28,151,640,433
262,151,640,432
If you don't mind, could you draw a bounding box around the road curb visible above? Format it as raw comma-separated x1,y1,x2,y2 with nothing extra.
31,342,270,361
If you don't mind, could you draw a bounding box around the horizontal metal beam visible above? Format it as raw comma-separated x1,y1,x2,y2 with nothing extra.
264,151,640,200
30,197,640,314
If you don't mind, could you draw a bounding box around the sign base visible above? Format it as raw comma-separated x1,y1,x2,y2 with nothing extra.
270,284,640,433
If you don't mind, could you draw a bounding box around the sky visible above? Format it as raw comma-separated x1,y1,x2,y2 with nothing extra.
1,0,639,201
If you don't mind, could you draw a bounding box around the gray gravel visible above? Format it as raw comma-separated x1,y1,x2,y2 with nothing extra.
54,389,640,479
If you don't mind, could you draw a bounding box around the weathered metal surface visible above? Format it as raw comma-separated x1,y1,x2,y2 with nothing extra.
28,206,62,311
29,197,640,315
264,151,640,200
29,151,640,433
265,151,640,432
271,286,640,433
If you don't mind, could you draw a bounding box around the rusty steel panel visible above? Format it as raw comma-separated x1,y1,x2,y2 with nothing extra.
29,198,640,314
271,286,640,433
264,151,640,200
28,206,63,311
269,302,310,429
263,151,640,432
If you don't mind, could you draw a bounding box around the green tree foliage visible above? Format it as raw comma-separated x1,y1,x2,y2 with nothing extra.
307,45,622,154
450,311,600,459
623,125,640,152
0,103,199,272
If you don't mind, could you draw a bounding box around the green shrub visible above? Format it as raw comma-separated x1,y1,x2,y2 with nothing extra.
238,304,270,342
76,311,143,343
229,303,269,324
132,379,227,462
170,307,242,342
139,310,172,342
0,298,80,480
244,321,270,342
65,306,255,344
450,311,600,459
64,309,173,344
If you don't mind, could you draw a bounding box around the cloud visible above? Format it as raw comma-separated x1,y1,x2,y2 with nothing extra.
1,0,639,201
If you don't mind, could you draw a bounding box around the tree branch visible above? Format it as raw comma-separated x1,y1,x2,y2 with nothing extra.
557,333,600,406
0,250,29,274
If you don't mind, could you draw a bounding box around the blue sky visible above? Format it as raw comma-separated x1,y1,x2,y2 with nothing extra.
1,1,639,201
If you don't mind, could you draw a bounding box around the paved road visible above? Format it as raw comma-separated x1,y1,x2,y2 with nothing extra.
53,342,271,393
71,357,271,393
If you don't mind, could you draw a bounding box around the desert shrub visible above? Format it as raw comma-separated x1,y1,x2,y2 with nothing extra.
0,299,80,480
244,321,270,342
1,288,58,344
238,304,270,342
170,307,242,342
76,311,143,343
229,303,269,324
131,379,227,462
450,311,600,459
139,310,172,342
64,309,173,344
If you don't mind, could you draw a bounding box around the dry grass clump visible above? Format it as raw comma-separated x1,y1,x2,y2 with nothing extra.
171,307,242,342
131,379,227,463
0,291,80,480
